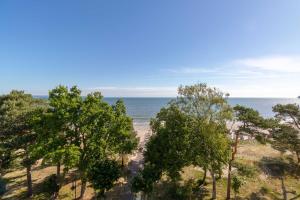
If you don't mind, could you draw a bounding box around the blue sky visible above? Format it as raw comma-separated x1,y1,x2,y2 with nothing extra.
0,0,300,97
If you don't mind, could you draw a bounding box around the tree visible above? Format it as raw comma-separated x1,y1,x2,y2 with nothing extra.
87,159,121,198
271,124,300,163
77,92,138,198
33,86,82,196
0,91,47,197
272,103,300,163
33,86,138,199
190,120,230,199
174,83,232,123
131,105,193,198
273,104,300,130
132,84,232,199
131,163,162,198
232,175,244,199
173,83,232,199
226,105,270,200
112,100,138,167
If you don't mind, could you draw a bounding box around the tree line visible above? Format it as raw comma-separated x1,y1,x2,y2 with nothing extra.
0,84,299,199
0,86,138,199
131,84,300,199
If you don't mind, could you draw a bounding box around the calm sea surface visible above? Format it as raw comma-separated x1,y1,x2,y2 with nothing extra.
104,98,300,124
36,96,300,125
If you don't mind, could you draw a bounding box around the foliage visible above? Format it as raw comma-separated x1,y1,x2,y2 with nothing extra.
33,86,82,172
131,163,162,194
232,175,244,195
272,103,300,163
232,161,257,178
32,86,138,197
162,180,196,200
147,105,194,180
173,84,232,199
233,105,270,136
42,174,59,195
173,83,232,123
0,90,47,196
190,120,230,176
273,104,300,129
87,159,121,197
271,125,300,162
133,84,231,199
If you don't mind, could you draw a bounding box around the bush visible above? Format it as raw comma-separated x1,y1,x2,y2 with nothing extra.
0,177,6,195
232,176,244,195
260,186,270,195
233,161,257,177
87,159,121,197
43,174,59,195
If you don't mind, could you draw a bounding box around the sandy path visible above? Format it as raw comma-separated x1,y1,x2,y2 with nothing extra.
105,123,151,200
129,123,151,176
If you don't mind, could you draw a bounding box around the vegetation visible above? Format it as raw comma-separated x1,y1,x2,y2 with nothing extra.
226,105,273,199
272,104,300,164
0,83,299,199
0,86,138,199
0,91,47,197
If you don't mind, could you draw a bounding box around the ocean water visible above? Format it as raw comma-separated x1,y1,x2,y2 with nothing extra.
104,98,300,124
35,96,300,125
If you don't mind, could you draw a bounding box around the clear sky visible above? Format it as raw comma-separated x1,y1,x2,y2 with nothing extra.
1,0,300,97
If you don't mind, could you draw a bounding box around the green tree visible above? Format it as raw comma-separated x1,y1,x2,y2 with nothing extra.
173,83,232,199
132,84,232,199
174,83,232,123
35,86,138,199
231,175,244,199
226,105,271,200
272,103,300,163
273,103,300,130
87,159,121,199
271,124,300,163
190,120,230,199
33,85,82,195
78,93,137,198
0,91,47,196
112,100,138,167
131,105,192,198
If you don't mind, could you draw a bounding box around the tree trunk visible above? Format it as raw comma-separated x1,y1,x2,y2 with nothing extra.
296,151,300,164
281,177,287,200
57,162,61,177
227,133,239,200
226,161,232,200
202,167,207,184
26,165,33,197
211,170,216,199
80,178,87,199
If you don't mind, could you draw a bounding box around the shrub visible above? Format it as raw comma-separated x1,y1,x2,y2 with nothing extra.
233,161,257,177
158,179,197,200
43,174,59,195
232,176,245,196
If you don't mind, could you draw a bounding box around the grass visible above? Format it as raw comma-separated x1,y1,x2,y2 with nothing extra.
1,141,300,199
178,141,300,199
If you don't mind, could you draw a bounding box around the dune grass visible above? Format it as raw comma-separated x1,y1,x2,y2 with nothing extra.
1,141,300,200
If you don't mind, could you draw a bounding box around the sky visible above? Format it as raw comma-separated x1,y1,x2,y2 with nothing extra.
0,0,300,97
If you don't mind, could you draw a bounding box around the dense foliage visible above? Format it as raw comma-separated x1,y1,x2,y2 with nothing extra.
132,84,232,199
0,86,138,199
1,83,299,199
0,91,47,196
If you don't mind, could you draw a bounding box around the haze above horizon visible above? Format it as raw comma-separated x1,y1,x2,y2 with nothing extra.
1,1,300,97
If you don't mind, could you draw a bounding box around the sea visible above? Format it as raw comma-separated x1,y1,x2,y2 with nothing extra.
36,96,300,125
103,98,300,125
